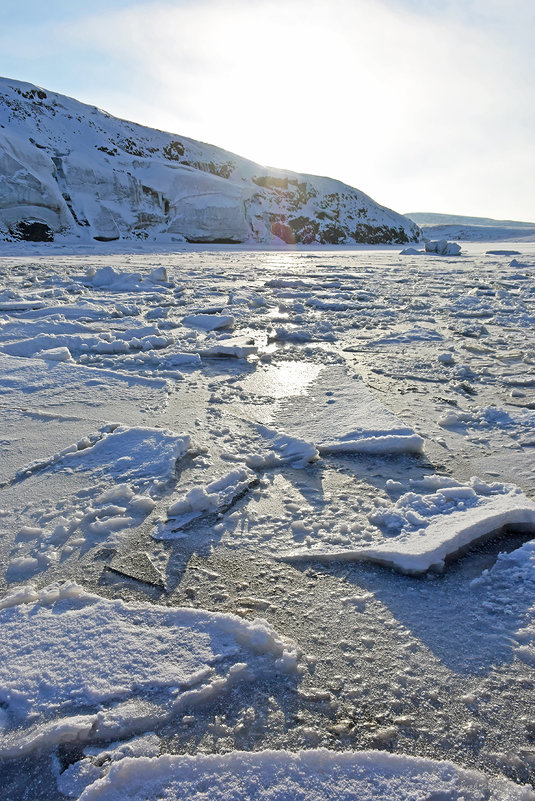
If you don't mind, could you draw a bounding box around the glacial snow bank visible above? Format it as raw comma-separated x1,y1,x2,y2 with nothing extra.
0,583,299,757
282,478,535,573
74,749,534,801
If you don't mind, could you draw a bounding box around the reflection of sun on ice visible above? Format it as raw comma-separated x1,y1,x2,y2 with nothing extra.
242,361,323,399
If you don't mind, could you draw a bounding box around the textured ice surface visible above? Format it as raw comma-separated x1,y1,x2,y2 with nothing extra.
0,583,298,756
1,246,535,797
74,749,534,801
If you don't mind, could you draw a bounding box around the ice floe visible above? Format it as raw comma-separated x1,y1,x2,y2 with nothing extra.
283,477,535,573
17,425,190,493
0,583,299,756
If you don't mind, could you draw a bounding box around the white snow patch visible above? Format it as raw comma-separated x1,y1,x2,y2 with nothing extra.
0,583,298,756
74,749,534,801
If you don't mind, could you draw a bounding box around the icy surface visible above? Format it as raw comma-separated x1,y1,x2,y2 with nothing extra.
1,243,535,798
75,749,534,801
268,365,424,455
0,583,298,756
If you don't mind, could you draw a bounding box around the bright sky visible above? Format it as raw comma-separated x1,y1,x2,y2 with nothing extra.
1,0,534,221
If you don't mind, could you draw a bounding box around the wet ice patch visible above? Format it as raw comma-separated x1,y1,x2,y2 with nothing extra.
73,748,533,801
0,583,298,756
241,361,322,399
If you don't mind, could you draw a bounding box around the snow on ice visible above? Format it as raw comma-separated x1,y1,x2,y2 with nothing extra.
75,749,534,800
1,243,535,798
0,583,298,757
282,476,535,573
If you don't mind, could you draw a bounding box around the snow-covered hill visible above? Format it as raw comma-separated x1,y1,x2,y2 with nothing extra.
406,212,535,242
0,77,420,245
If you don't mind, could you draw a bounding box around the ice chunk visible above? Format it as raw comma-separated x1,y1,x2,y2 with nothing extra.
37,346,73,362
163,469,258,533
182,313,234,331
200,336,258,358
73,749,533,801
0,583,298,756
246,428,319,469
283,480,535,574
271,366,423,455
425,239,461,256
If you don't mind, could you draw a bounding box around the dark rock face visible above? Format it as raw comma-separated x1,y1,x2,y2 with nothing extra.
13,220,53,242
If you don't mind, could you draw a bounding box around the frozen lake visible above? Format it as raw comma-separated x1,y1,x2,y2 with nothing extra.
1,243,535,800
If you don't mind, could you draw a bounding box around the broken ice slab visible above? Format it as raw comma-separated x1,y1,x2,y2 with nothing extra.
155,469,259,538
281,483,535,574
108,551,166,588
0,583,298,757
269,365,424,455
200,335,258,358
181,313,234,331
70,748,533,801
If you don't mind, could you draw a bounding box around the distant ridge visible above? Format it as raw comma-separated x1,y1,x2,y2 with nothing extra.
0,77,420,245
406,212,535,228
405,212,535,243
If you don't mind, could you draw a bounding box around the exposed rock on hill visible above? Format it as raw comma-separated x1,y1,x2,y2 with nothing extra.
0,78,420,245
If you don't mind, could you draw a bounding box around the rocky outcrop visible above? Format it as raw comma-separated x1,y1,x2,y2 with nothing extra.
0,78,420,245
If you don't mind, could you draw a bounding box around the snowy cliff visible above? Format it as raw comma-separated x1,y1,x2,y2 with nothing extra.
0,77,419,245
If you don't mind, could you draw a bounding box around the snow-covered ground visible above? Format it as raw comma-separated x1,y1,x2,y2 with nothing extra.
2,240,535,799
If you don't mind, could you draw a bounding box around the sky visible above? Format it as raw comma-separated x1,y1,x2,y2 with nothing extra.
1,0,534,222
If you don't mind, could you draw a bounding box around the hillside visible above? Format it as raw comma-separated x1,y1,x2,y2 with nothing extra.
406,212,535,242
0,77,420,245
